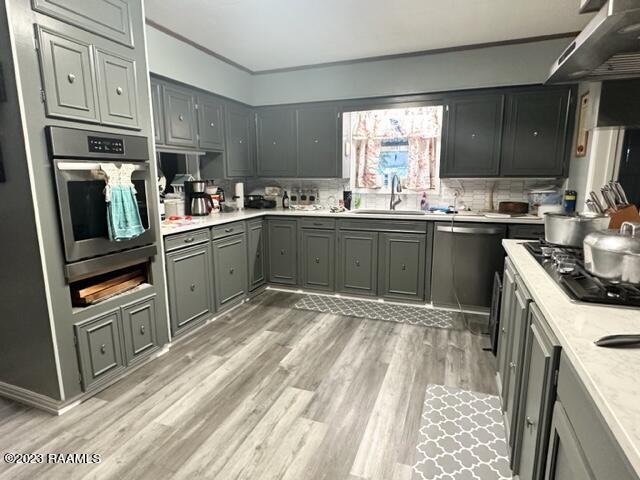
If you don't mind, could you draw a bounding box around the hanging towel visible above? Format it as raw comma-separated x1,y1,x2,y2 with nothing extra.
100,163,145,241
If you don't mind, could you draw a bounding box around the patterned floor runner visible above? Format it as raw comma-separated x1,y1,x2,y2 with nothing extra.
293,294,463,329
413,385,512,480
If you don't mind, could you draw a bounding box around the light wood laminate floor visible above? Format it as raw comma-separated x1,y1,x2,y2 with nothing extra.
0,291,497,480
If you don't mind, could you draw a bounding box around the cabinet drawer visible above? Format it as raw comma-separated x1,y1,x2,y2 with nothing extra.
164,229,210,252
299,217,336,230
74,310,126,390
337,219,427,234
211,221,246,240
213,235,248,309
121,295,158,364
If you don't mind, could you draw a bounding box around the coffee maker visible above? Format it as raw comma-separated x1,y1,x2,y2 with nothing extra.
185,180,213,216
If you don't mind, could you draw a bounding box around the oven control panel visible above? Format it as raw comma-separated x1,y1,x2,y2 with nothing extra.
88,136,124,154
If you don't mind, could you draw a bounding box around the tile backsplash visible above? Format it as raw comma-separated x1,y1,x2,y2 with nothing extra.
243,178,562,212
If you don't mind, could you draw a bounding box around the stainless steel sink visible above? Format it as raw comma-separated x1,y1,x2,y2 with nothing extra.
352,209,426,215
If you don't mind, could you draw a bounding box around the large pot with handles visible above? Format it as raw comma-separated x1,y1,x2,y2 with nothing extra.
584,222,640,284
544,212,610,247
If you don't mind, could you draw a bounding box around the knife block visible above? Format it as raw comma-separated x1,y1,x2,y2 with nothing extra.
607,205,640,229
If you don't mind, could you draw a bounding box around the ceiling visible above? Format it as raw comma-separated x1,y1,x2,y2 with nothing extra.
144,0,594,73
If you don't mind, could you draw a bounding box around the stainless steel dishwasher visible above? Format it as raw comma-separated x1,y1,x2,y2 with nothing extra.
431,222,507,310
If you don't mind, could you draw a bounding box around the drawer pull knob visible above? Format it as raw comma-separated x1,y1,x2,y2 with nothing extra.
313,222,323,226
190,284,196,292
185,237,195,243
178,114,184,121
272,141,277,145
140,325,146,334
210,122,215,127
471,133,477,139
67,73,76,84
525,417,536,428
315,257,320,264
116,87,123,96
314,139,319,143
501,327,506,333
401,264,406,271
509,361,516,370
229,268,234,274
100,344,106,354
533,131,539,137
225,228,233,233
355,260,360,267
280,249,285,255
256,252,261,258
239,139,244,144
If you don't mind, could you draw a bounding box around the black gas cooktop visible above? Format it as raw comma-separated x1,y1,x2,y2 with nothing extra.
525,241,640,308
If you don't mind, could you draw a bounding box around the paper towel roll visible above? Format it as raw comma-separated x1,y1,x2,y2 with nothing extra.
235,182,244,210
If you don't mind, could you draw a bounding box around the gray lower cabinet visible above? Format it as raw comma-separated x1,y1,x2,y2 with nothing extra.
36,26,100,123
74,309,126,391
300,228,335,292
32,0,136,48
297,105,340,177
337,230,378,296
198,94,225,151
165,243,215,336
544,401,594,480
225,103,255,177
121,295,158,365
247,219,266,291
150,79,165,145
257,107,297,177
378,233,426,301
212,234,248,310
268,219,298,285
95,48,139,129
497,259,517,398
513,303,561,480
163,84,198,148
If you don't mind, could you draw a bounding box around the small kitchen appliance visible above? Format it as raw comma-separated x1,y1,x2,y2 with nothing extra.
185,180,213,216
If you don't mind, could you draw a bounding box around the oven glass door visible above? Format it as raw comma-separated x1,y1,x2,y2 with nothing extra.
54,159,156,263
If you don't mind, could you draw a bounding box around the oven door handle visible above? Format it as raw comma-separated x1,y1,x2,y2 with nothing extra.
56,161,148,171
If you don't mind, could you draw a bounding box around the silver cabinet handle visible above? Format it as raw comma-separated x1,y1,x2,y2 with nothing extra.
256,251,261,258
272,141,277,145
315,257,320,264
190,284,196,292
436,226,503,235
526,417,536,428
314,139,319,143
280,249,285,255
533,131,539,137
239,139,244,144
116,87,123,95
509,361,516,370
501,327,506,332
210,122,215,127
140,325,145,334
225,228,233,233
184,237,195,243
401,264,406,271
178,114,184,121
313,222,323,226
471,133,477,139
229,268,234,274
355,260,360,267
100,344,106,354
67,73,76,84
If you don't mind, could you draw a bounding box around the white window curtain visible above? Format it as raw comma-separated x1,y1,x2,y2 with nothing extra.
352,106,442,190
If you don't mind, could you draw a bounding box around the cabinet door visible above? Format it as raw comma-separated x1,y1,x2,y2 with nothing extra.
300,229,335,292
501,89,571,177
257,108,297,177
247,220,266,290
121,295,157,364
378,233,426,301
544,402,595,480
225,103,254,177
163,85,197,148
514,304,561,480
497,261,516,399
95,49,139,129
268,219,298,285
150,79,165,144
36,27,99,123
166,244,214,336
74,310,125,390
213,235,248,310
337,230,378,296
198,94,225,151
441,95,504,177
32,0,135,48
297,105,340,177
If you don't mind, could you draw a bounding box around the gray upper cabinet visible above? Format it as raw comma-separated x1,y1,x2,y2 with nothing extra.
95,48,139,129
514,304,561,480
297,105,340,177
36,26,100,123
247,219,266,291
300,228,335,292
74,309,126,391
337,230,378,296
378,233,426,302
121,295,158,365
165,243,215,336
163,84,198,148
225,103,254,177
198,94,225,151
268,219,298,285
501,89,571,177
441,94,504,177
150,79,164,145
212,234,248,310
257,107,297,177
32,0,135,48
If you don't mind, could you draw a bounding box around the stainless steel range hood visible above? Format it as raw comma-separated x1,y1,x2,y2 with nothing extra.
547,0,640,83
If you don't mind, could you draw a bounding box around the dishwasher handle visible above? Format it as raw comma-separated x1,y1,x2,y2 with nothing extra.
436,225,504,235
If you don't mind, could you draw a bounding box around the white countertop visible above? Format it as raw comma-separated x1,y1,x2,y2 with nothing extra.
161,208,544,236
503,239,640,475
